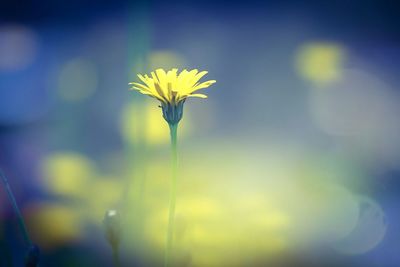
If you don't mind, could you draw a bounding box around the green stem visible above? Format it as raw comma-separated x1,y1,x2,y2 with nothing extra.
112,246,121,267
0,169,32,247
164,123,178,267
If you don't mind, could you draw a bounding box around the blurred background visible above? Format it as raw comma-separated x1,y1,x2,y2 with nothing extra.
1,0,400,266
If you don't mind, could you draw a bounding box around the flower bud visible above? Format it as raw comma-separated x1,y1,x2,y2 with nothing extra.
161,99,185,125
103,209,121,249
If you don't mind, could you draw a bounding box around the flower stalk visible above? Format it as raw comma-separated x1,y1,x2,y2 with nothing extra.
103,210,122,267
0,169,32,247
129,68,216,267
0,169,39,267
164,123,178,267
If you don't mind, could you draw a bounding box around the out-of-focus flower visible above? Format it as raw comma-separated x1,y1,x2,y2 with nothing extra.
103,210,122,267
103,209,121,249
129,68,216,124
25,152,124,251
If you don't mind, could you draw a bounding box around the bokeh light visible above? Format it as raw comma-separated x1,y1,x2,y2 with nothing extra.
30,152,124,250
148,51,186,71
41,152,95,198
57,58,98,102
25,203,83,249
309,68,400,167
296,42,345,86
333,196,387,255
0,24,38,72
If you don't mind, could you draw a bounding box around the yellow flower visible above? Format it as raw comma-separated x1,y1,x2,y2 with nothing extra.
130,68,216,103
129,68,216,124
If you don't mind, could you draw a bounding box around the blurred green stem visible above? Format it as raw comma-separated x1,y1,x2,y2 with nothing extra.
112,246,121,267
164,123,178,267
0,169,32,247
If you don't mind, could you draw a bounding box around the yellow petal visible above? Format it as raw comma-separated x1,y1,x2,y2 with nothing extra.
137,74,159,95
131,79,165,102
137,74,151,85
177,69,198,91
167,69,178,90
150,71,159,84
167,68,178,78
185,69,199,85
177,69,189,90
188,93,208,98
183,71,208,93
155,69,168,90
190,80,216,93
137,74,147,82
131,68,215,105
130,82,151,92
149,71,168,100
191,71,208,85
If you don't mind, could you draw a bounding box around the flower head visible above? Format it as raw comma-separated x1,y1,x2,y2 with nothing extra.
129,68,216,124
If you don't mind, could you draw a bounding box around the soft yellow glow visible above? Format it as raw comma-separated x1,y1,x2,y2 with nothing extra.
58,58,98,101
129,68,216,103
123,140,365,266
25,203,83,249
41,152,95,197
85,177,123,220
120,101,191,145
296,42,345,86
143,102,170,144
35,141,380,265
148,51,186,71
143,192,291,266
38,152,124,247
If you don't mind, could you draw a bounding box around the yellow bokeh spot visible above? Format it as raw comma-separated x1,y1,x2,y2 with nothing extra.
146,104,170,143
177,197,221,219
295,42,345,86
41,152,95,197
148,50,186,71
25,203,83,249
120,100,191,145
252,211,291,230
38,151,126,248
